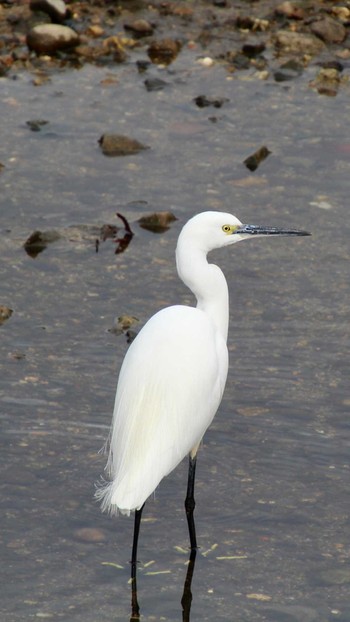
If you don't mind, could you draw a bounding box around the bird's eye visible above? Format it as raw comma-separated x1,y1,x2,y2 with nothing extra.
222,225,231,233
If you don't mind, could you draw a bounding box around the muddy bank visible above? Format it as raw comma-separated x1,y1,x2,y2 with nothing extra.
1,0,350,97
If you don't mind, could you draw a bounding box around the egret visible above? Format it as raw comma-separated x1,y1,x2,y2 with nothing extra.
96,211,310,592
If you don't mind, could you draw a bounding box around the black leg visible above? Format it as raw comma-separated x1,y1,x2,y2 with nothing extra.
184,454,197,551
130,503,144,621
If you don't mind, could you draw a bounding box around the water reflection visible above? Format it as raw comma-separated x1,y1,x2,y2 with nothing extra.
129,548,197,622
181,550,197,622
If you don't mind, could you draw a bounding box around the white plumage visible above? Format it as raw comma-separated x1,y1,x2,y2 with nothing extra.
100,305,227,514
96,211,309,518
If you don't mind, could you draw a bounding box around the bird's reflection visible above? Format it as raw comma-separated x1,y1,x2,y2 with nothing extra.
129,547,197,622
181,549,197,622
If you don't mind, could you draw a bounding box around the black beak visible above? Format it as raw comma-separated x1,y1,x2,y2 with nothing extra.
236,225,311,236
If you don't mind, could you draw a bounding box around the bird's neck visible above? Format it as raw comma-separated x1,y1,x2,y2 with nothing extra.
176,245,229,342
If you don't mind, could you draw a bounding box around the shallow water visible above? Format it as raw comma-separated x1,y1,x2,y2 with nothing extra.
1,48,350,622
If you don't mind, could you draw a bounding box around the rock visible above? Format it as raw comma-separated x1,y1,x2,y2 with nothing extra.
310,16,347,44
226,51,250,70
26,119,49,131
243,146,271,172
110,315,139,336
147,38,181,65
193,95,229,108
242,42,266,58
24,230,61,257
235,15,255,30
26,24,79,55
136,59,151,73
86,24,104,38
144,77,168,91
124,19,154,38
274,30,326,56
275,1,304,20
138,211,177,233
309,67,341,97
159,4,193,18
332,7,350,22
98,134,149,156
0,306,13,324
274,59,303,82
319,60,343,72
235,16,269,31
101,36,127,63
29,0,68,23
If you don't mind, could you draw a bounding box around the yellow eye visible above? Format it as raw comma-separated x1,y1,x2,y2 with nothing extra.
222,224,232,233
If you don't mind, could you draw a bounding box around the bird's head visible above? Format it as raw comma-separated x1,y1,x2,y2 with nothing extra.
179,211,310,253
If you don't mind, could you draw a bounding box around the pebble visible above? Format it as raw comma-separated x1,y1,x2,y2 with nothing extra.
124,19,154,38
26,119,49,131
26,24,80,55
310,16,347,44
193,95,228,108
274,30,325,56
275,1,304,20
148,38,181,65
144,77,168,92
98,134,149,156
242,42,265,58
274,59,303,82
196,56,214,67
86,25,104,38
30,0,67,23
243,146,271,172
110,315,139,336
309,67,341,97
23,230,61,257
0,305,13,324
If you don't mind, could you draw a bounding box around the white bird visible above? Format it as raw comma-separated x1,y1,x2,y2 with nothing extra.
96,211,310,566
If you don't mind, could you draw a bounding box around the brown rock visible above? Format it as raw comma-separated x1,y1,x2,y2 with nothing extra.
310,16,347,44
274,30,325,56
309,67,341,97
275,1,304,20
148,38,181,65
30,0,67,23
124,19,154,38
26,24,79,55
0,306,13,324
98,134,149,156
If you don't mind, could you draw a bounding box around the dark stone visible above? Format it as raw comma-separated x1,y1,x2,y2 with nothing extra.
26,119,49,131
144,77,167,91
242,42,266,58
244,146,271,172
193,95,228,108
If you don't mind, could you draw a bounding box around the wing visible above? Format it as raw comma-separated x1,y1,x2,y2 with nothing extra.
97,305,228,514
